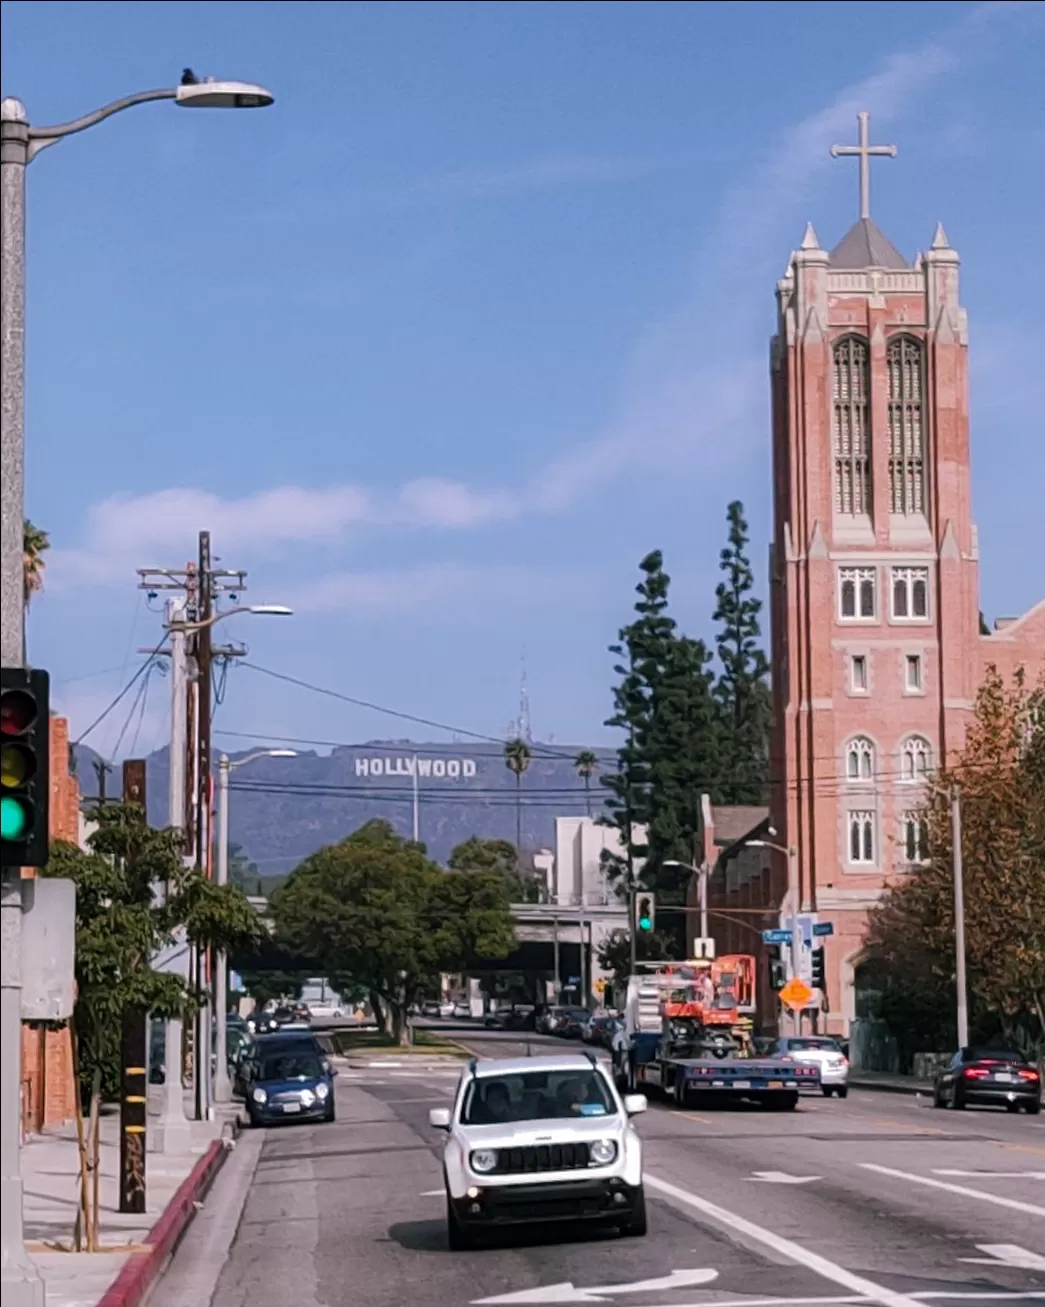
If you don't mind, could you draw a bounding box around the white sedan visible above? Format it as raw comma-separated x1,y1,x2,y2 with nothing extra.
772,1036,850,1097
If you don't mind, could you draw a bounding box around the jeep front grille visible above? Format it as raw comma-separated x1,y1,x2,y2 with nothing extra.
493,1143,590,1175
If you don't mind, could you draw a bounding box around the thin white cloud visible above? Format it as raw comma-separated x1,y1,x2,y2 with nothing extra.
290,561,586,616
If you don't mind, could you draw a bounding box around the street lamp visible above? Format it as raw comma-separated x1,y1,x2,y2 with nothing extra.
168,604,293,634
662,859,710,940
1,74,272,1307
212,749,296,1102
748,837,802,1035
1,77,274,668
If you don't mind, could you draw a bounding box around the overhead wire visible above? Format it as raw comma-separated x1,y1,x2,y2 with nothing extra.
72,642,168,747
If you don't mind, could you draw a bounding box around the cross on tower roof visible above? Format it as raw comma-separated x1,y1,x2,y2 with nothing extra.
830,111,897,221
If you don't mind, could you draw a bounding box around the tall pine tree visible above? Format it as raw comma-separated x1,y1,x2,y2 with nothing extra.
712,501,771,804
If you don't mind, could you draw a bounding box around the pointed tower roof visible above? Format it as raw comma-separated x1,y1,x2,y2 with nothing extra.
829,217,909,270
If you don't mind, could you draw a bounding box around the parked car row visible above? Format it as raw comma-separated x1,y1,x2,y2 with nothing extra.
419,999,472,1019
537,1006,623,1048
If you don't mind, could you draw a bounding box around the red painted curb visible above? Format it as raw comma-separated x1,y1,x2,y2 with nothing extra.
97,1137,229,1307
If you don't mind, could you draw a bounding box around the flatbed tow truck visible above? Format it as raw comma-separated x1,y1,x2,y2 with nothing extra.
611,958,819,1110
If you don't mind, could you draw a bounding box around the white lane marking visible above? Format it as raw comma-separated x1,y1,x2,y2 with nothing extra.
420,1188,444,1197
750,1171,822,1184
474,1272,716,1304
645,1173,923,1307
960,1244,1045,1271
916,1296,1045,1302
859,1164,1045,1217
933,1170,1045,1179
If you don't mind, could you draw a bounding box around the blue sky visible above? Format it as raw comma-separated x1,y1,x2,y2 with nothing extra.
3,0,1043,761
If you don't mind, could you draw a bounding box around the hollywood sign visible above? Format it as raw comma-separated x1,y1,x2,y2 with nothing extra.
354,756,478,781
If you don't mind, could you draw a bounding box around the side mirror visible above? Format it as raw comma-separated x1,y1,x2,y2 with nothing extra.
623,1094,647,1116
428,1107,452,1130
331,1067,339,1078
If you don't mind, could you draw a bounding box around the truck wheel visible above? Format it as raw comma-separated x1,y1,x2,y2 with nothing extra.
674,1078,688,1109
779,1092,799,1111
621,1187,648,1237
835,1087,848,1100
821,1086,834,1098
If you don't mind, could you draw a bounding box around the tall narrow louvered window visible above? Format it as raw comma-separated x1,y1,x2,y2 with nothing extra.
887,335,925,515
833,336,871,515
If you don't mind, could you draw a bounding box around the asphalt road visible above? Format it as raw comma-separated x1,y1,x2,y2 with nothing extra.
154,1028,1045,1307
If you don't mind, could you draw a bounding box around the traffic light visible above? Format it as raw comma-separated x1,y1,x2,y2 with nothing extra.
767,946,786,991
636,896,654,932
811,946,826,992
1,668,50,870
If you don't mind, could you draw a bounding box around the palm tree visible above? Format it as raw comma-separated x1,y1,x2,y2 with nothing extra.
573,750,598,818
23,519,50,606
22,520,50,662
504,737,532,858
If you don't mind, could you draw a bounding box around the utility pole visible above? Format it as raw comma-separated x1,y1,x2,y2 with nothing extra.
138,545,250,1126
119,761,148,1213
194,532,214,1123
951,787,969,1050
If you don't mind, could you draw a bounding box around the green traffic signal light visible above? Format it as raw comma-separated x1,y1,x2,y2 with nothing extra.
1,795,31,841
637,898,652,931
0,669,50,869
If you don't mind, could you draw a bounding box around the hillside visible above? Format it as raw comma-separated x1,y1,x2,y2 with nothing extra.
72,739,614,877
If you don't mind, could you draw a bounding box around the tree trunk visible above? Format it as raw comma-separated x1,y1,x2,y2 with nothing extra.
369,990,392,1038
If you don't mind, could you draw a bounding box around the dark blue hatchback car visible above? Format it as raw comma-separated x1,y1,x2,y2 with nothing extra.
246,1046,336,1127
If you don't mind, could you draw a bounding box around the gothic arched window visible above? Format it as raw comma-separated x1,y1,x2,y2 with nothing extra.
833,335,871,516
887,335,926,515
900,735,932,782
846,736,875,782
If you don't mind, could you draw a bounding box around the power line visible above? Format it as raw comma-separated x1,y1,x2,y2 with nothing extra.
72,645,167,747
238,662,596,762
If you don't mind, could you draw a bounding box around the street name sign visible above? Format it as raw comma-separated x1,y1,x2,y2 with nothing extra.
813,922,834,937
762,929,792,944
779,977,813,1010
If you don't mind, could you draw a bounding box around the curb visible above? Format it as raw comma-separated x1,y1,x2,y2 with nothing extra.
851,1077,932,1096
97,1137,231,1307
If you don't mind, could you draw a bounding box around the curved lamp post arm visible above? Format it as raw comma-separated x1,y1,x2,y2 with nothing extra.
28,88,177,143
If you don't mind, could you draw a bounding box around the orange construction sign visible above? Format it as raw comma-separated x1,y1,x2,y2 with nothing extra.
779,977,813,1011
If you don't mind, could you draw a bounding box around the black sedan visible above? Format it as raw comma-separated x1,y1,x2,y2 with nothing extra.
933,1046,1041,1114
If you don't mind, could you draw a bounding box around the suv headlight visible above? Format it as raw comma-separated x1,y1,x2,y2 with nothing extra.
251,1087,268,1104
589,1139,617,1166
470,1149,498,1174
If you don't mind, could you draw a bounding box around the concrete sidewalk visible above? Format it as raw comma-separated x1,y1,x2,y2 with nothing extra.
23,1098,238,1307
850,1069,934,1095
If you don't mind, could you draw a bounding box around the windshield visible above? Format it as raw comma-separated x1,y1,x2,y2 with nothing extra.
257,1053,324,1081
462,1070,616,1124
786,1038,839,1052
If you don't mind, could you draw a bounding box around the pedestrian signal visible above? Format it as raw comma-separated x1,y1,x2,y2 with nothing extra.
636,896,654,932
811,946,826,992
767,946,786,992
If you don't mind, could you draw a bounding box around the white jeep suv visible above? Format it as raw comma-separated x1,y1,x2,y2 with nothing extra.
429,1052,648,1249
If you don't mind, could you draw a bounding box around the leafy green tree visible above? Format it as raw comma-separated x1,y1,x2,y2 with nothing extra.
46,802,262,1098
236,970,307,1009
712,500,770,804
865,670,1045,1056
273,820,515,1045
504,738,532,856
23,519,49,606
448,836,542,902
225,842,259,891
573,750,598,817
597,926,673,989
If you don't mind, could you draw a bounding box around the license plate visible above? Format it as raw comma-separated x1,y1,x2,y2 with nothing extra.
768,1080,783,1088
282,1102,302,1113
994,1073,1014,1083
732,1080,751,1089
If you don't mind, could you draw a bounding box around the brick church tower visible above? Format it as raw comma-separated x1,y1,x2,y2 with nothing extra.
767,114,1044,1035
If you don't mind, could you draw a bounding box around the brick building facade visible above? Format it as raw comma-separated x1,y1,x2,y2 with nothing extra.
766,129,1044,1035
20,714,81,1134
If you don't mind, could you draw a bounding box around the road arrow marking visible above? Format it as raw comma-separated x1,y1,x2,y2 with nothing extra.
934,1170,1045,1179
960,1244,1045,1271
472,1269,717,1304
750,1171,822,1184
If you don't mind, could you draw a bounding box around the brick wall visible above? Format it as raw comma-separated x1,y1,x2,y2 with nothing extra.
20,715,80,1134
